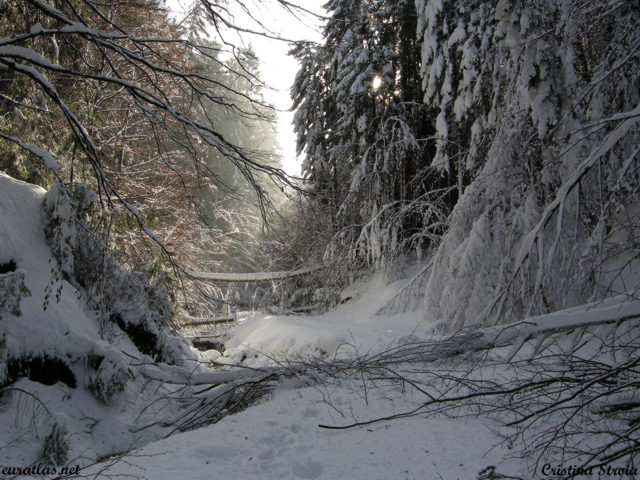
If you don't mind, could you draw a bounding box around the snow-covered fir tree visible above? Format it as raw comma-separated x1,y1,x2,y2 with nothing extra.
292,0,453,283
415,0,640,329
293,0,639,323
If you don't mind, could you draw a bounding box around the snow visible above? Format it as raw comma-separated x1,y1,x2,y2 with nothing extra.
0,179,515,478
0,45,59,71
0,176,85,360
515,101,640,273
79,284,640,480
2,171,639,478
2,0,640,475
186,266,321,282
0,173,205,465
447,22,466,47
82,382,520,480
480,294,640,351
222,273,427,366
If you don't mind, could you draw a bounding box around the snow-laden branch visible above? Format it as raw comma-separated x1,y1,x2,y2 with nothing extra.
185,266,322,282
514,101,640,275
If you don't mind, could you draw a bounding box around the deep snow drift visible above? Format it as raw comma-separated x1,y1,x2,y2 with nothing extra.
222,271,430,366
82,377,522,480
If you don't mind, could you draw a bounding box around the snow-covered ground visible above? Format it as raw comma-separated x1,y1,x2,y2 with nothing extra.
2,171,639,479
222,272,430,367
84,293,638,480
82,274,527,479
83,379,521,480
0,173,207,468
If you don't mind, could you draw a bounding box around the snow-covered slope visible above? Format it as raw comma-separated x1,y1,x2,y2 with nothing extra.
82,378,522,480
3,170,638,478
0,173,204,466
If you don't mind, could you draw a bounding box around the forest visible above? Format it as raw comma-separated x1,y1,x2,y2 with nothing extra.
0,0,639,478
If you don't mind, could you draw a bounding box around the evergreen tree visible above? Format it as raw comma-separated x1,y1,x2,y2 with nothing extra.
292,0,446,279
292,0,639,321
413,0,640,328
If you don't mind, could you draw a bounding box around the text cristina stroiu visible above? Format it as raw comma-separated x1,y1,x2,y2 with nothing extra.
1,463,81,477
541,463,637,477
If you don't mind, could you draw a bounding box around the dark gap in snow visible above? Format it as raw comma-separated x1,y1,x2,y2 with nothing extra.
0,259,17,274
112,313,162,361
86,354,104,371
5,356,76,389
190,338,225,352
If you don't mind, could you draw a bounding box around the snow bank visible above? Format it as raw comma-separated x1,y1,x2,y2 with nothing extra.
81,287,640,480
0,173,204,466
222,273,428,366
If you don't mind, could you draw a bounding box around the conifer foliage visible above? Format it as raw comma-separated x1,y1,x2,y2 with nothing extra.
415,0,640,329
292,0,450,276
293,0,639,324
